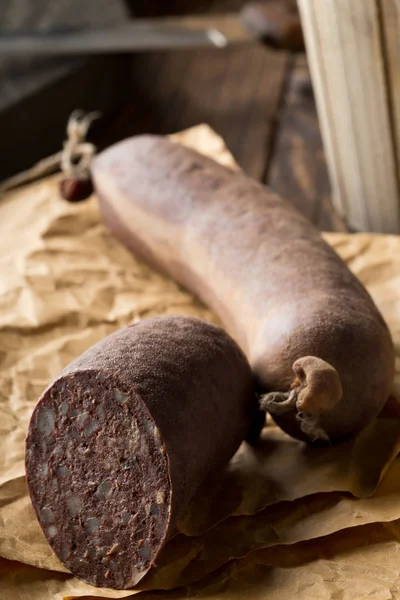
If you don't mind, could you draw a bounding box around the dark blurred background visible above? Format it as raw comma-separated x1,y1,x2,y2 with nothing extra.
0,0,347,232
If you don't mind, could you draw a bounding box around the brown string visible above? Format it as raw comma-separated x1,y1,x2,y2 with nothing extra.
0,110,100,196
260,389,330,442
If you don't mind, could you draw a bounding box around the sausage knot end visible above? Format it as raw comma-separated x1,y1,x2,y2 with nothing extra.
259,356,342,442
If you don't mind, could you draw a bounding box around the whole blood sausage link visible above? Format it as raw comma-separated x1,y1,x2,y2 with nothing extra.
91,136,394,443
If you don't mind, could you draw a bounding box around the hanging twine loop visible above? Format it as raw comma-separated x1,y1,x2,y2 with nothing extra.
59,110,101,202
0,109,101,200
61,110,101,180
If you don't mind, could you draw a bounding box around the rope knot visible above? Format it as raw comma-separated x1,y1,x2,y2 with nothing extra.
61,110,101,180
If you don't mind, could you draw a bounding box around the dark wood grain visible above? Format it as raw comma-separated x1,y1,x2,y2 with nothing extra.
107,45,288,181
89,43,288,181
266,54,349,232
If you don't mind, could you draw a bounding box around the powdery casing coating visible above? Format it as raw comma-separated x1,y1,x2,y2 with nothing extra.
25,316,255,589
91,136,395,442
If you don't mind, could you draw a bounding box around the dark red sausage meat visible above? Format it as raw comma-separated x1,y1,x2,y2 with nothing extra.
25,316,255,589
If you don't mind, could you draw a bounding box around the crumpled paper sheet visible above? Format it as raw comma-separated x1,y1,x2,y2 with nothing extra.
1,125,400,599
81,521,400,600
3,522,400,600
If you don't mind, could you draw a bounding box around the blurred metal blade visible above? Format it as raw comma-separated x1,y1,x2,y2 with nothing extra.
0,14,256,55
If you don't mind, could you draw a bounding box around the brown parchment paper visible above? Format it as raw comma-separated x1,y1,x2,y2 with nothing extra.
3,521,400,600
1,125,400,599
77,521,400,600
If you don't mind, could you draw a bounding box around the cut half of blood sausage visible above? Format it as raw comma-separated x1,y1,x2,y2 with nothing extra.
25,316,256,589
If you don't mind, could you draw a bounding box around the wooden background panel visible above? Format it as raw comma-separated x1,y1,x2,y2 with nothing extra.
267,55,348,231
96,45,289,181
380,0,400,185
297,0,400,233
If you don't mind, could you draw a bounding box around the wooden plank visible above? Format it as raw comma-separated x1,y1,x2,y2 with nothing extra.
136,45,288,180
297,0,400,233
266,54,348,232
221,47,288,180
261,45,350,232
93,44,287,181
89,51,195,149
380,0,400,186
